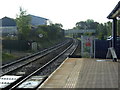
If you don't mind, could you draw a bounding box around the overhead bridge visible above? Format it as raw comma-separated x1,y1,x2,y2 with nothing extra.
65,29,96,35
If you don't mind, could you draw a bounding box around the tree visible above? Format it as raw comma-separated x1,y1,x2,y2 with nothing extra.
104,21,112,37
32,23,64,42
86,19,98,29
96,21,112,40
16,7,31,40
76,21,87,29
53,23,64,39
75,19,113,40
36,25,49,41
75,19,98,30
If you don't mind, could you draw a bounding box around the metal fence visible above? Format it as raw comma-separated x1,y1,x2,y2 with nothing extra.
95,40,109,59
95,39,120,59
2,40,31,51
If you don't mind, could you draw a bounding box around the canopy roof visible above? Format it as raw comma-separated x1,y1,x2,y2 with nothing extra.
107,1,120,19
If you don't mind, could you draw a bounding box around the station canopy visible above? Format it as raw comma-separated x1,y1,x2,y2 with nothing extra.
107,1,120,19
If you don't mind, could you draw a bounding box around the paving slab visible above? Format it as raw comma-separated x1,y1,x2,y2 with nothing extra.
38,58,119,89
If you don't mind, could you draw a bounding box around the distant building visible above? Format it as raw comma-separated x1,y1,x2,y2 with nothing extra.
0,17,17,34
29,14,51,26
2,17,16,26
0,15,51,35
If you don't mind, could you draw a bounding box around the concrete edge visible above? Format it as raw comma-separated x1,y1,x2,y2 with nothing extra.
38,57,69,88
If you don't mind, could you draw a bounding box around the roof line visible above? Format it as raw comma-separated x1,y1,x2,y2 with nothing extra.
107,1,120,19
28,14,48,20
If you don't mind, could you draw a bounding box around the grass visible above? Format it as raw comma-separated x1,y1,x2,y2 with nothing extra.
2,53,17,61
38,39,64,49
2,38,65,61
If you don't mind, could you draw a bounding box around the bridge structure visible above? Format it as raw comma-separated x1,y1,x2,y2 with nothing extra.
64,29,96,38
65,29,96,34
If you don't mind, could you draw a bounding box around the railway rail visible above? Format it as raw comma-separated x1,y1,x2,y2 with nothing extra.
0,38,79,90
1,39,71,76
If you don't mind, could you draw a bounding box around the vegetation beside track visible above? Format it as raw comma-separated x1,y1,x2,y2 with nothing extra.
2,38,65,63
2,53,17,61
2,7,65,62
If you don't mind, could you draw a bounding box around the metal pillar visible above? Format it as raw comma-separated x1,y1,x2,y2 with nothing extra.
112,18,117,61
112,18,117,50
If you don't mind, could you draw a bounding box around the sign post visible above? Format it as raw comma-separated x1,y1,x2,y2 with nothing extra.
81,36,94,58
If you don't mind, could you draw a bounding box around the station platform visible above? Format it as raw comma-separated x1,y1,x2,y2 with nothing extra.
38,58,119,89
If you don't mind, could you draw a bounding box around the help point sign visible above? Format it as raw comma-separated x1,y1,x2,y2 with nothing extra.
81,36,94,58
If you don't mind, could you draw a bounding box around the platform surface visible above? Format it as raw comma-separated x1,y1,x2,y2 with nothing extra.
38,58,119,89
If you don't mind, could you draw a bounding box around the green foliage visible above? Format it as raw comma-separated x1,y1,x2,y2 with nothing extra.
96,22,112,40
29,23,64,42
2,53,16,60
15,7,64,42
2,35,18,40
75,19,112,40
84,32,94,36
16,7,31,40
75,19,98,29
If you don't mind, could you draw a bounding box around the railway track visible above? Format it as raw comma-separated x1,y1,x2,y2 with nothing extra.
1,39,71,76
0,38,79,90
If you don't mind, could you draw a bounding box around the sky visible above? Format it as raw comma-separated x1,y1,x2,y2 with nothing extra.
0,0,119,29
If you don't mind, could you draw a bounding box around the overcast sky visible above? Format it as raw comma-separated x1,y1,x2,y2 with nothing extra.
0,0,119,29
